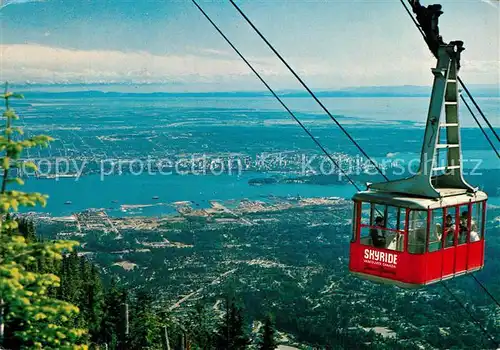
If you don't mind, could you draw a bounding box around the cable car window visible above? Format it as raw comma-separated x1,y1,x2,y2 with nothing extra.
361,202,371,226
371,204,387,249
385,206,399,230
384,206,404,252
351,202,358,243
429,209,444,252
385,230,404,252
358,203,405,251
372,204,386,224
360,202,373,245
481,202,486,239
479,201,484,240
470,202,482,242
360,226,371,246
408,210,427,254
398,208,406,232
444,207,457,248
458,204,469,245
361,203,387,248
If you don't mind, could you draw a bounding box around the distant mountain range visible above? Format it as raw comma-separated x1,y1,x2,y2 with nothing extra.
15,84,500,98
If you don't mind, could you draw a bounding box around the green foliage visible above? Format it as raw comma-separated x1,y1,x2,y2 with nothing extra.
128,290,163,349
17,217,37,243
259,315,277,350
184,301,217,349
216,297,250,350
0,83,87,349
57,250,106,342
82,264,105,343
99,279,128,349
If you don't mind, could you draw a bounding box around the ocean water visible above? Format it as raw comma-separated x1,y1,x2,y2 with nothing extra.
20,172,355,216
10,95,499,217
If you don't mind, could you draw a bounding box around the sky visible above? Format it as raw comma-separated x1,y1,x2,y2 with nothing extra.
0,0,499,91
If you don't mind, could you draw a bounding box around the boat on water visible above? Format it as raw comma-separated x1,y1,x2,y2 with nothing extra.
152,196,159,200
64,201,72,205
37,174,80,179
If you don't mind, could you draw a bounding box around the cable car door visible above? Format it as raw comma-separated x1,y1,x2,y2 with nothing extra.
427,209,444,282
454,204,470,274
441,207,457,278
466,201,485,271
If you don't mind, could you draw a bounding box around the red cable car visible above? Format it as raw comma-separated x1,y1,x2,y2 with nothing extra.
349,41,488,288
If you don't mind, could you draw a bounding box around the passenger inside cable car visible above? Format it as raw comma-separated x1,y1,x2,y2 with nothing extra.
444,214,454,248
359,203,406,252
369,216,386,248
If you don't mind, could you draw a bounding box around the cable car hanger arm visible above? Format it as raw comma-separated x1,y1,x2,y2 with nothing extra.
403,0,500,143
408,0,465,69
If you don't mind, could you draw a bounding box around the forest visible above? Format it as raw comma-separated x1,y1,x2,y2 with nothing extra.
7,207,500,350
28,199,500,350
2,217,280,350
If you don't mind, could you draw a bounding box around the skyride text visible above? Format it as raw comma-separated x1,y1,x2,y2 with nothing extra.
364,248,398,269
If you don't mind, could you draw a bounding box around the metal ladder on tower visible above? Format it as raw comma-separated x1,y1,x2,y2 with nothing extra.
368,41,476,198
430,41,475,194
432,49,461,176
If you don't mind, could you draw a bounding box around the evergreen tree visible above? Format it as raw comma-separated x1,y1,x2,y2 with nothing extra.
0,83,86,348
216,297,250,350
259,315,277,350
85,265,105,343
128,290,162,349
17,217,36,243
185,301,216,349
67,250,83,304
99,279,128,349
75,256,91,330
3,216,61,348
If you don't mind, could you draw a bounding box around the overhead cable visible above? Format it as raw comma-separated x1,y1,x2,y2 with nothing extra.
399,0,500,147
190,0,361,191
461,95,499,159
441,281,499,348
228,0,390,182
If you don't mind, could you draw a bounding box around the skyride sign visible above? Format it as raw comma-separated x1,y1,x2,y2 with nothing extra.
364,248,398,269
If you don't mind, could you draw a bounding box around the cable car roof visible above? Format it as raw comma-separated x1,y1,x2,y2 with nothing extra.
352,189,487,210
